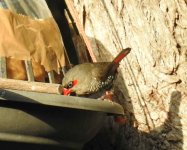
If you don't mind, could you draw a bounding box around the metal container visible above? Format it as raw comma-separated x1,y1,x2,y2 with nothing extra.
0,89,124,149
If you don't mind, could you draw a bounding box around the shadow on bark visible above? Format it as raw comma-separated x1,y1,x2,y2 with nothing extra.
83,39,183,150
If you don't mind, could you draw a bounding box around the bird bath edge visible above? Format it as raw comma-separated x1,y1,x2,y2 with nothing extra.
0,89,124,149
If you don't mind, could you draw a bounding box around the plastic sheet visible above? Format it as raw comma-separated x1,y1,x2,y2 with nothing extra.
0,0,69,72
0,0,52,19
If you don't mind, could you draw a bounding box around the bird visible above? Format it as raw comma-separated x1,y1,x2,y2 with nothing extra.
62,48,131,97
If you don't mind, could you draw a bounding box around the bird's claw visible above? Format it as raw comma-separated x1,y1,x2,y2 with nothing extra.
103,98,114,103
100,91,114,102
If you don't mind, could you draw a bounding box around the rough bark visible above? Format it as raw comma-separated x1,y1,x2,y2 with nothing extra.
71,0,187,150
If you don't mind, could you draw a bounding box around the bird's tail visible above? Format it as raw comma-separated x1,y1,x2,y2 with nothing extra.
112,48,131,64
105,48,131,77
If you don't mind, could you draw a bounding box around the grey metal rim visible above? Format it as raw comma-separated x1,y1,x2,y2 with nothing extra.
0,89,124,115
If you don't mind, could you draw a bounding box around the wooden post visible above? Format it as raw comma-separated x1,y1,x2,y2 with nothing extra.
48,71,55,83
65,0,97,62
24,60,34,82
0,78,63,94
0,57,7,78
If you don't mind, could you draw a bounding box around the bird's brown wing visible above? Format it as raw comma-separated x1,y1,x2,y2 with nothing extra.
91,62,111,80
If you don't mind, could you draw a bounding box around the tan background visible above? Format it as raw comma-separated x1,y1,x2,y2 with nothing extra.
0,8,67,72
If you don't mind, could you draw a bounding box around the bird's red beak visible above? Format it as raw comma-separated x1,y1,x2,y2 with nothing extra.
63,88,72,96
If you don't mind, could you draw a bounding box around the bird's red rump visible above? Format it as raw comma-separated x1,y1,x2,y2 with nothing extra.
113,48,131,63
113,53,127,63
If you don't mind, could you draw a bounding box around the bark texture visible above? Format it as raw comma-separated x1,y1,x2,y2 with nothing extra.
71,0,187,150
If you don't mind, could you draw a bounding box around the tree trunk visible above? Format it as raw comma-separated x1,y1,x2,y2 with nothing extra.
71,0,187,149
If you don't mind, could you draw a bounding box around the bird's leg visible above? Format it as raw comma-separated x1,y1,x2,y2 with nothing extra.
102,92,128,124
104,91,114,101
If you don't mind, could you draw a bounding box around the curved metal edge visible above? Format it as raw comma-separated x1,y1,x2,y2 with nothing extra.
0,132,83,149
0,89,124,115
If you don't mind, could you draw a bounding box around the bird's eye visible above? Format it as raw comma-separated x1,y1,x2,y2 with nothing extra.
65,80,78,89
67,81,73,89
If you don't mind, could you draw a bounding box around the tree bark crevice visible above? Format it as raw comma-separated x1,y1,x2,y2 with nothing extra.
71,0,186,149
